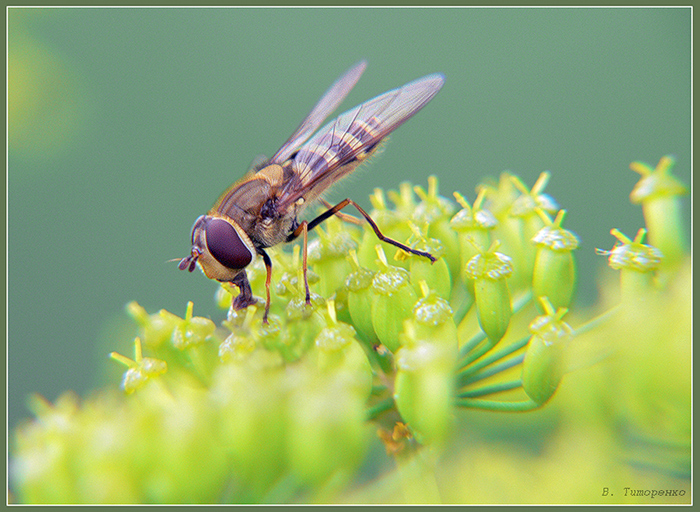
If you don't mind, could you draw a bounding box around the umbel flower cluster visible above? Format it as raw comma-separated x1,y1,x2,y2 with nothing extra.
10,157,690,504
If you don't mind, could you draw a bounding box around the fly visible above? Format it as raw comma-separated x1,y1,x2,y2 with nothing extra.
179,61,445,322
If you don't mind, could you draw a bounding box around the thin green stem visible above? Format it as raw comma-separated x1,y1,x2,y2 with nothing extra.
457,379,522,398
571,304,620,336
450,282,474,326
459,353,525,388
458,291,532,362
365,396,395,421
455,398,541,412
459,338,491,367
458,331,488,360
458,335,530,378
512,290,534,313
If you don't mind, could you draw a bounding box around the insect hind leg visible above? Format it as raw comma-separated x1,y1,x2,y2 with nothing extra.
293,198,437,263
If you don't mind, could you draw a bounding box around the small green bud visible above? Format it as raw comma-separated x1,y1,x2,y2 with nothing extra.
313,301,373,400
214,283,234,310
630,156,688,267
370,245,419,353
392,284,458,446
211,350,287,496
450,190,498,277
307,215,359,297
110,337,167,394
521,298,572,405
345,250,379,345
126,301,179,349
394,321,455,446
464,241,513,345
219,308,257,363
531,210,579,310
498,173,556,288
218,332,256,363
401,222,451,300
357,185,414,271
286,367,370,485
411,281,458,350
412,176,460,278
171,302,216,350
599,228,662,303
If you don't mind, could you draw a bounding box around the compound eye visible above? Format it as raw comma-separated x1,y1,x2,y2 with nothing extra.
205,218,253,269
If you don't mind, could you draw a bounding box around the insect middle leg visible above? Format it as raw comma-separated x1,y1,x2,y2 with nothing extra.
291,219,312,305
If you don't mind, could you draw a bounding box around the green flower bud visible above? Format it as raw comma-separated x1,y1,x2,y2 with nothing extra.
450,190,498,279
345,250,379,346
412,176,460,279
370,245,419,353
253,295,323,363
521,298,572,405
219,308,258,363
280,293,325,362
211,350,287,497
126,301,179,349
357,185,415,271
464,241,513,345
599,228,662,303
307,215,359,298
286,366,370,485
411,281,458,351
498,173,556,289
314,301,373,400
630,156,688,268
403,223,451,300
391,284,458,446
531,210,579,310
110,337,167,394
171,302,216,350
214,282,234,310
394,321,455,446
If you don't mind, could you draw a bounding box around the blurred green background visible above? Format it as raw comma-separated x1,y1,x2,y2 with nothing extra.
8,7,690,431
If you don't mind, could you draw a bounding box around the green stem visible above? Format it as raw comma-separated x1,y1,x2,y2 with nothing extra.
455,398,541,412
450,281,474,326
458,331,488,360
458,334,530,378
458,353,525,388
571,304,620,336
457,379,522,398
457,291,531,362
365,396,395,421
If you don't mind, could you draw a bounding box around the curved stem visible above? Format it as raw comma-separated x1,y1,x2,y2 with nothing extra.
455,397,541,412
459,353,525,388
572,304,620,336
457,379,522,398
366,396,395,421
458,331,488,361
458,335,530,381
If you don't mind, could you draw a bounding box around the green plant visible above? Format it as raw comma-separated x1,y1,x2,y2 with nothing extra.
10,157,690,504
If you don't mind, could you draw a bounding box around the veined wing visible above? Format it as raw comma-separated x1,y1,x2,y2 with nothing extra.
278,72,445,209
269,61,367,164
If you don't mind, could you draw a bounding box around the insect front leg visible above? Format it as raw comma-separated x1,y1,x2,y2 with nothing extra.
229,253,273,323
230,270,257,311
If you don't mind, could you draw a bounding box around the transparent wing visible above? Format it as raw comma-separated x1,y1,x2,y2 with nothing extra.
279,72,445,208
269,60,367,164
